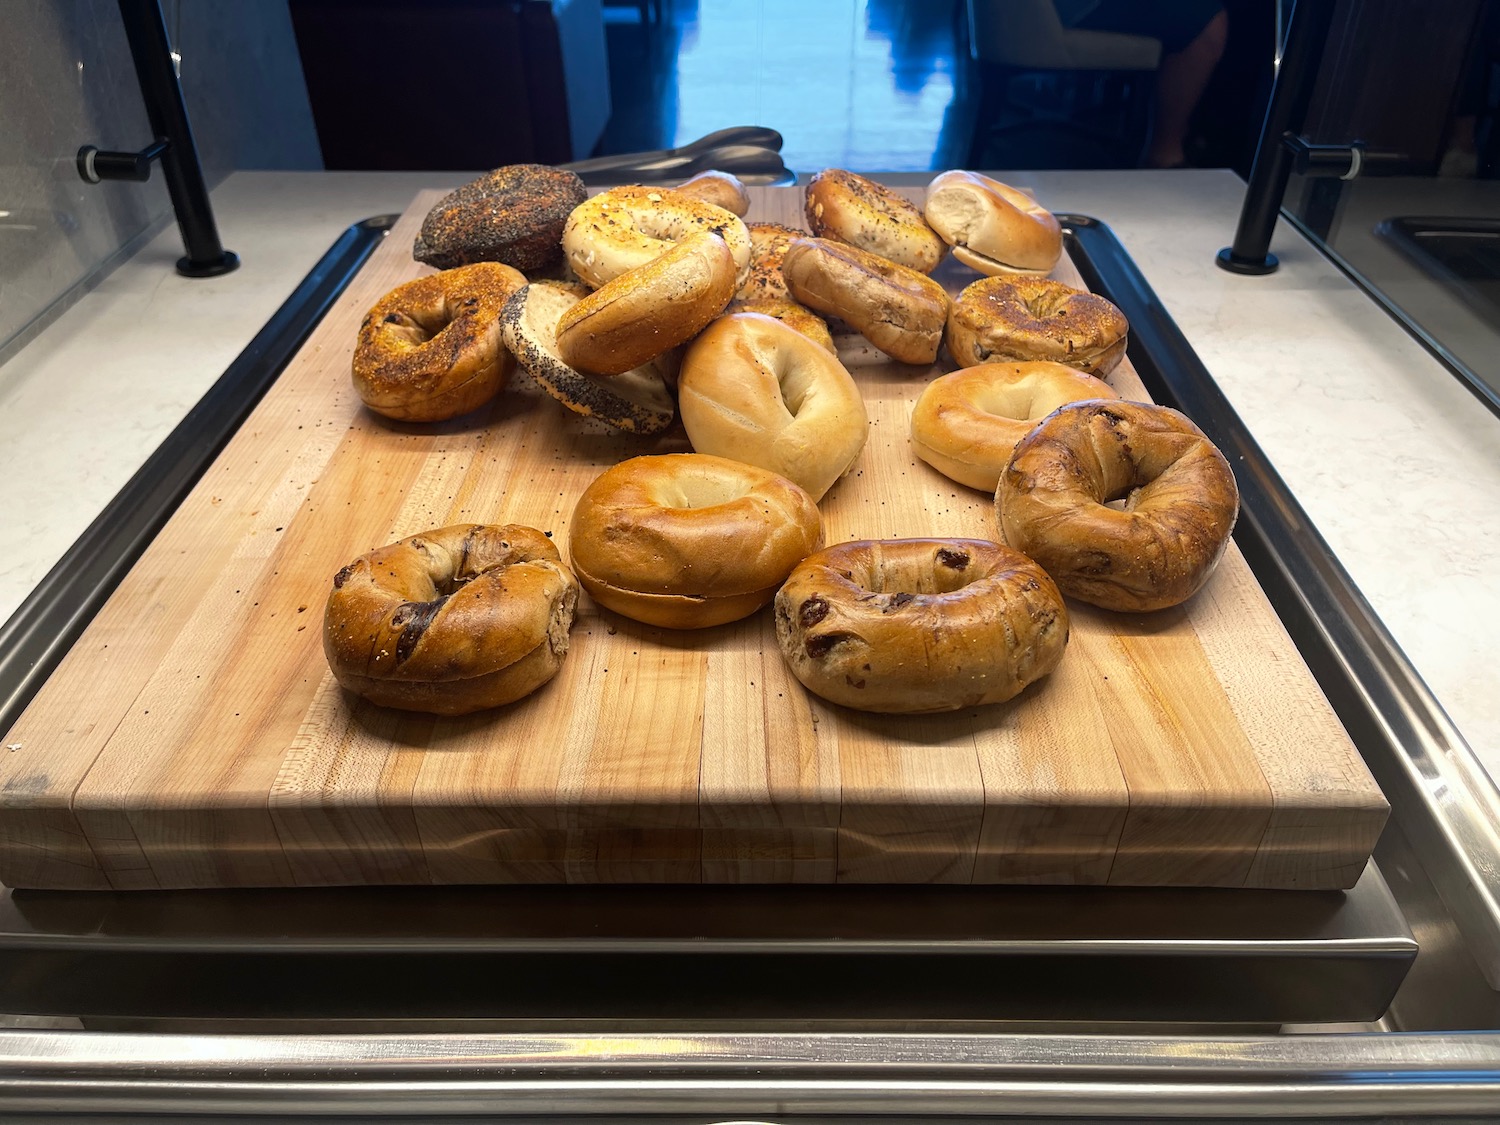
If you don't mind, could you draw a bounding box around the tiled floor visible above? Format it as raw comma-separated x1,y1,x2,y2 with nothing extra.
600,0,975,173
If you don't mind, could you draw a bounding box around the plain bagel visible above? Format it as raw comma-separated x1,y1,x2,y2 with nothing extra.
783,236,950,365
561,184,752,288
679,312,867,500
948,275,1129,376
805,168,945,274
352,262,525,422
556,231,737,375
773,538,1069,713
675,169,751,216
923,170,1062,276
995,400,1240,612
323,524,579,715
569,453,823,629
910,361,1119,491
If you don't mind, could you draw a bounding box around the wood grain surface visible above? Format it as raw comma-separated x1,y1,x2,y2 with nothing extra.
0,186,1389,890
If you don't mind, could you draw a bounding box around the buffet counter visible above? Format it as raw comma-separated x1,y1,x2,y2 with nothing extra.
1,167,1498,1118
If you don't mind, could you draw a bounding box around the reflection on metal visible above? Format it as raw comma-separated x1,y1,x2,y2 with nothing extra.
1063,214,1500,989
0,1029,1496,1116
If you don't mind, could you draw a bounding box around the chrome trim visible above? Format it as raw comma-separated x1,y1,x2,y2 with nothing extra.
1062,214,1500,989
0,1030,1495,1116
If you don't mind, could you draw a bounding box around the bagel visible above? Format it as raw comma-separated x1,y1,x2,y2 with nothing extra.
805,168,945,273
948,275,1129,376
774,538,1069,713
995,400,1240,612
923,170,1062,276
910,361,1119,491
555,231,737,375
412,164,586,272
726,297,836,352
569,453,823,629
352,262,525,422
501,282,675,434
675,170,751,216
679,312,867,501
323,524,579,715
561,184,752,288
782,236,950,365
738,221,803,302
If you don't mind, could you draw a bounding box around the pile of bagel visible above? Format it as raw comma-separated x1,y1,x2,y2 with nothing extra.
326,164,1239,718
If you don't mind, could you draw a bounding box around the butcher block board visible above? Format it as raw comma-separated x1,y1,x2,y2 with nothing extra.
0,187,1387,891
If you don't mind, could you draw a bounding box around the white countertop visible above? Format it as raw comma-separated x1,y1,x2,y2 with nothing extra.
3,168,1498,786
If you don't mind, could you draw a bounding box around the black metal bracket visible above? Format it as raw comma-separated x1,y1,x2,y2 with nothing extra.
76,138,170,184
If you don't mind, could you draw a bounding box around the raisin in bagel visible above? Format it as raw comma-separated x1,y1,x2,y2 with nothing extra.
995,400,1240,612
679,312,867,501
923,170,1062,276
774,538,1068,713
352,262,525,422
562,184,752,289
323,524,579,715
413,164,586,272
805,168,945,274
910,361,1118,491
948,275,1128,376
569,454,823,629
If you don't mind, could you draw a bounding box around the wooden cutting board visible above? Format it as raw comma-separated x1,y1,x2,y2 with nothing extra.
0,187,1387,891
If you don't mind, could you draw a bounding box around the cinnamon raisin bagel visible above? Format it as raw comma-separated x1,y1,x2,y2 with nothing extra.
352,262,525,422
569,454,823,629
774,538,1068,713
948,275,1128,376
995,400,1240,612
783,236,950,365
910,361,1118,491
561,185,752,289
323,524,579,715
805,169,945,274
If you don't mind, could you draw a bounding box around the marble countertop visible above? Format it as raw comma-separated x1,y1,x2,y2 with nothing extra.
3,168,1497,787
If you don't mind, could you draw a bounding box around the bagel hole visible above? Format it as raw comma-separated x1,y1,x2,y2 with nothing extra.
861,556,972,597
663,472,752,510
383,303,454,348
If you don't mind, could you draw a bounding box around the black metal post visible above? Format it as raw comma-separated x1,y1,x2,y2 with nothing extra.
1216,0,1339,275
116,0,238,277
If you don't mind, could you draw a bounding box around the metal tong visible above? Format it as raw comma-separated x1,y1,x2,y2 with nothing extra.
561,126,793,185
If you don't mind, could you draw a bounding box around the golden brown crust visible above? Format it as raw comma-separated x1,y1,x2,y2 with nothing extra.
352,263,525,422
679,312,866,500
910,361,1118,491
413,164,587,272
737,221,804,302
774,538,1069,713
923,171,1063,275
948,275,1129,375
725,298,835,352
782,237,950,365
675,170,751,216
323,524,579,715
555,231,737,375
569,453,823,629
501,283,675,434
995,400,1240,612
562,185,751,288
805,169,946,273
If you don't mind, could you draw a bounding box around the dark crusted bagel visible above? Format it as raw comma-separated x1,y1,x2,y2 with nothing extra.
414,164,587,272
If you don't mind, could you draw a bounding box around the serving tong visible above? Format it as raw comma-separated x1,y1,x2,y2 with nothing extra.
561,126,794,185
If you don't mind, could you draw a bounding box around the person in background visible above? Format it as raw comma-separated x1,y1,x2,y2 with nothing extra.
1055,0,1229,168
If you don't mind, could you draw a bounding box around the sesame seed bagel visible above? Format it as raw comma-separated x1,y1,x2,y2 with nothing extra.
948,275,1129,376
501,282,675,435
562,184,752,289
805,168,946,274
352,262,525,422
413,164,586,272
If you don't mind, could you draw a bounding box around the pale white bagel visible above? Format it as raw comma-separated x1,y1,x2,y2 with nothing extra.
569,453,823,629
556,231,737,375
561,185,752,288
678,312,868,501
909,361,1119,491
924,171,1063,276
